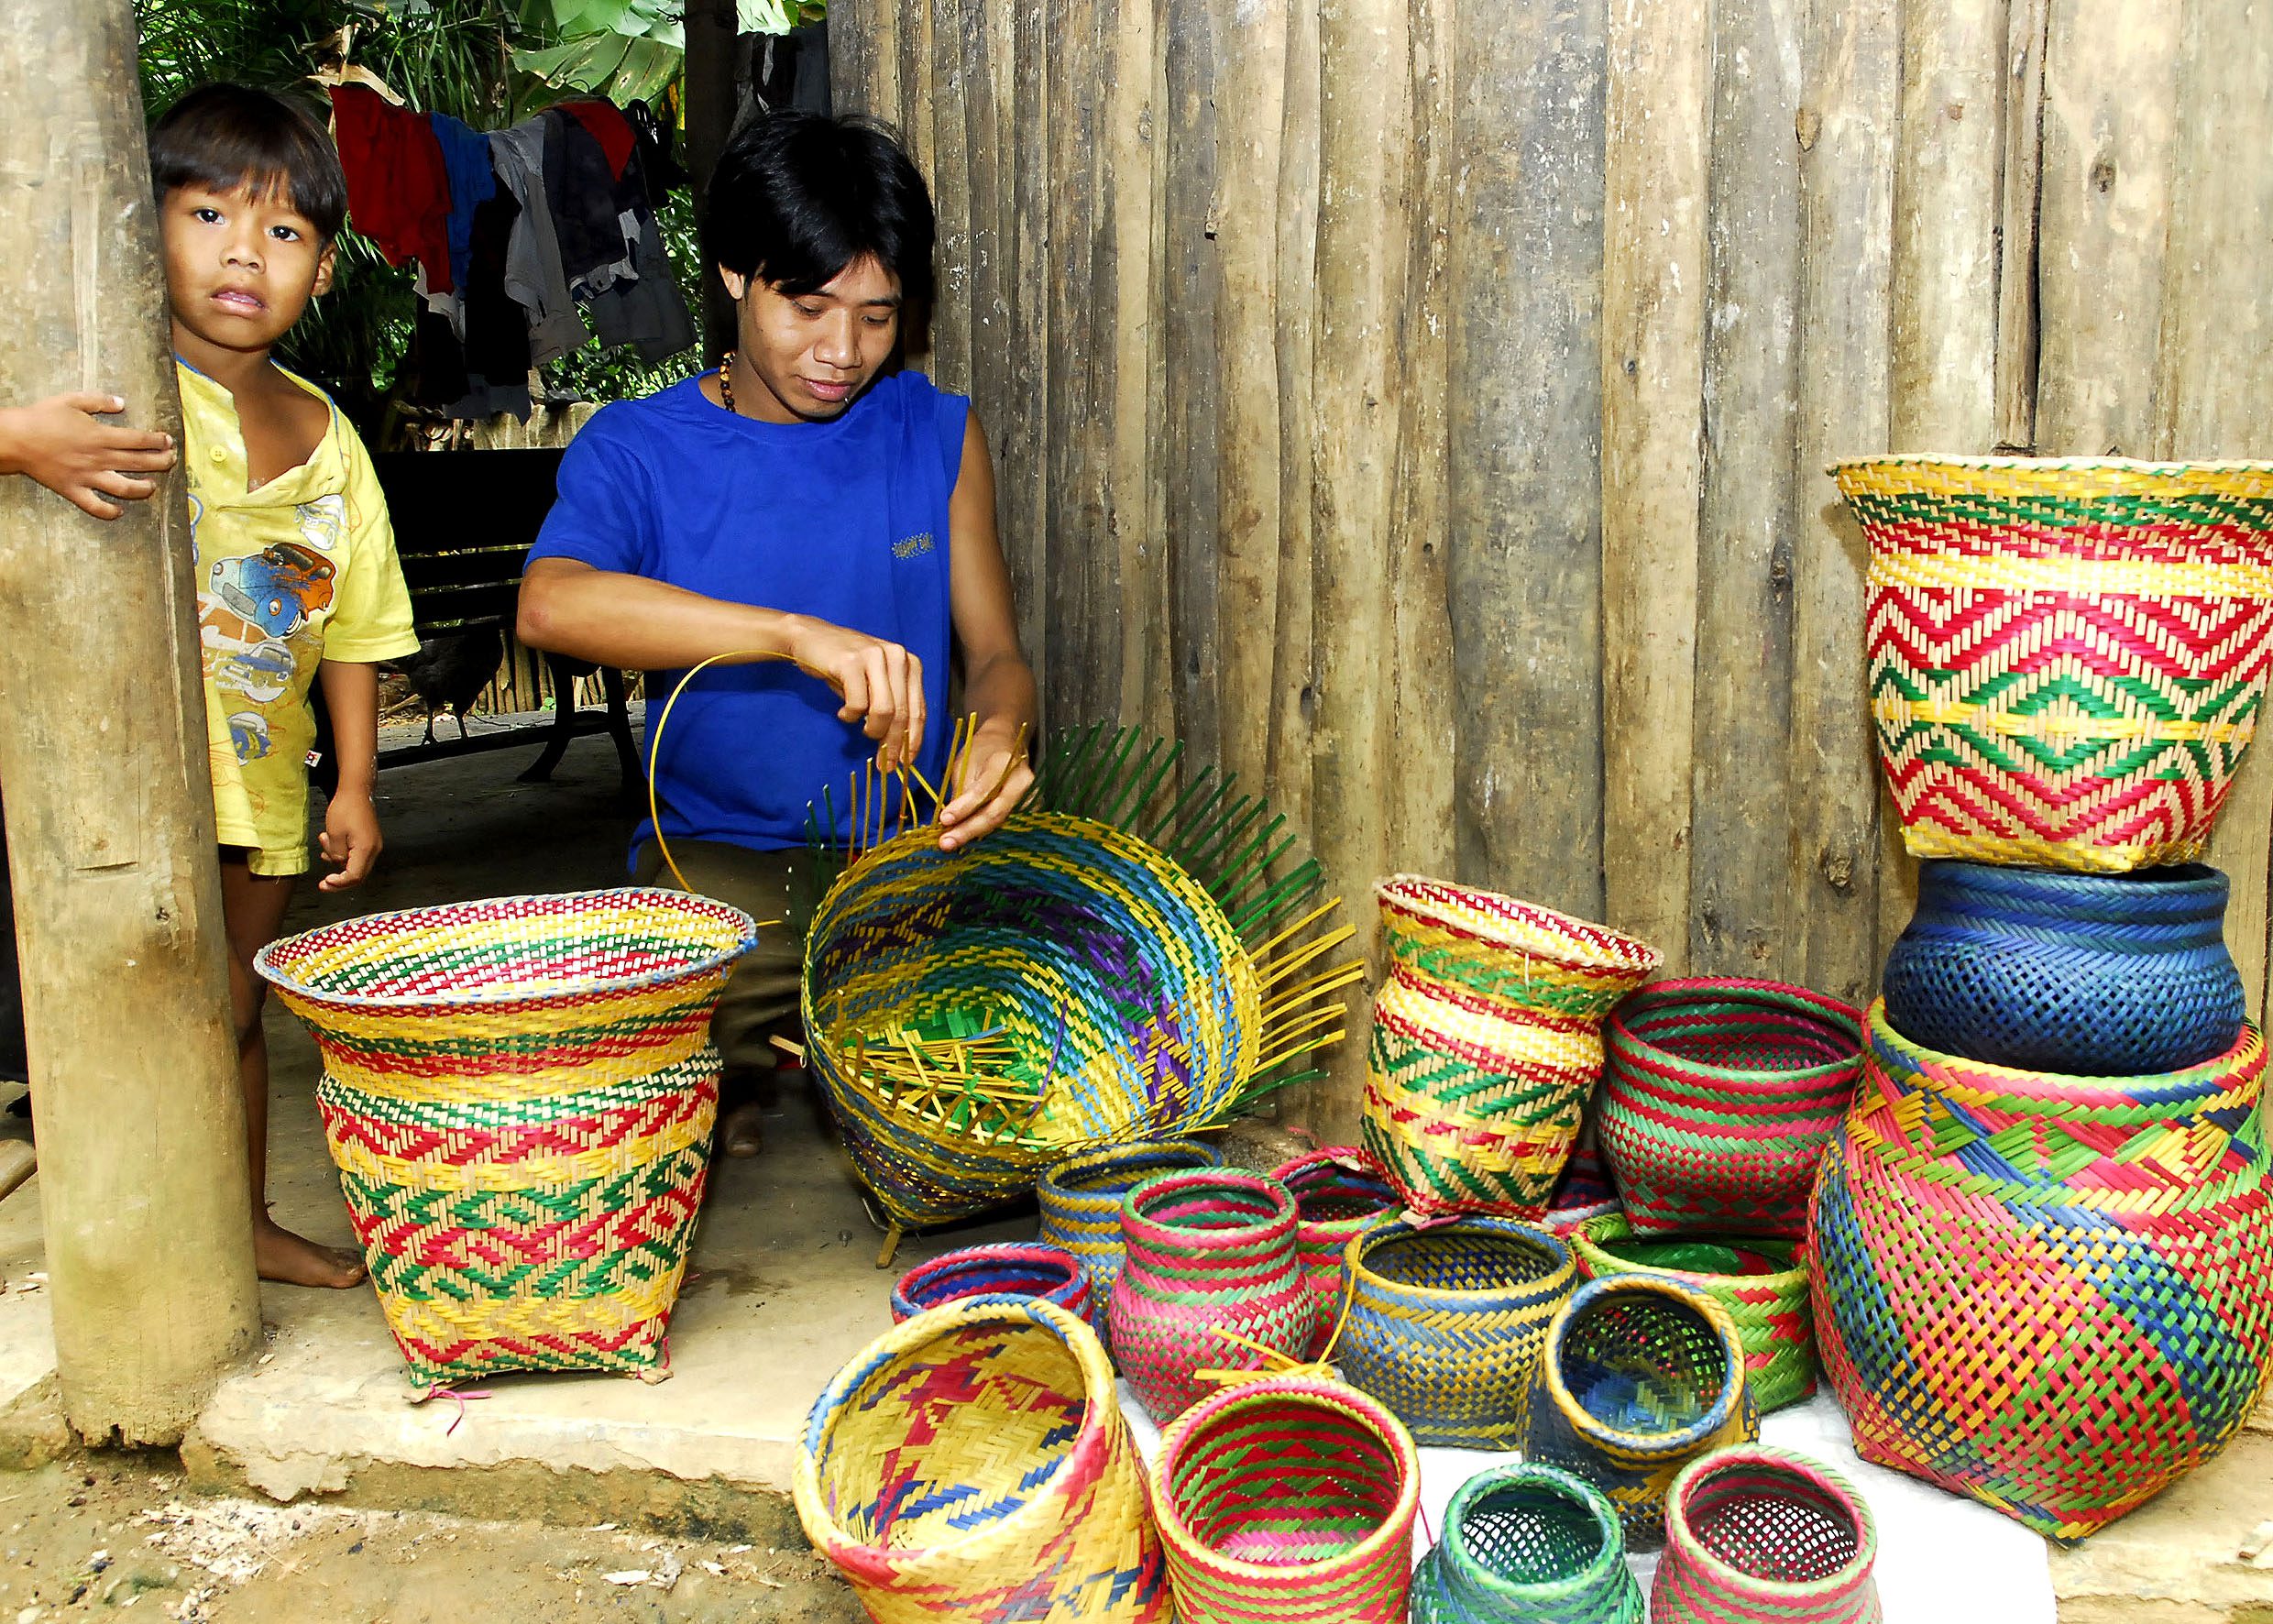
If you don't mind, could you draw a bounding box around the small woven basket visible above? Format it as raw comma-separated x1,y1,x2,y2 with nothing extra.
258,889,753,1390
1571,1215,1816,1414
1108,1169,1319,1424
1362,876,1660,1220
1882,859,2246,1075
1526,1277,1760,1550
1411,1463,1645,1624
1836,454,2273,873
794,1296,1169,1622
1599,979,1861,1237
1812,1000,2273,1542
1652,1446,1883,1624
1338,1217,1577,1448
889,1241,1091,1324
1038,1138,1222,1338
1152,1376,1419,1624
1270,1147,1399,1355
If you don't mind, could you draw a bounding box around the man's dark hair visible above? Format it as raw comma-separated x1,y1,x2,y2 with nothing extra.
148,83,349,242
705,113,935,310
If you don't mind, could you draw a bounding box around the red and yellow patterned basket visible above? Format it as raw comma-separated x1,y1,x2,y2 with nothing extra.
257,889,754,1391
1837,455,2273,872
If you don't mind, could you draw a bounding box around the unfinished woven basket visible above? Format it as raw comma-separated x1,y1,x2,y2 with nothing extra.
1337,1217,1576,1448
1811,1000,2273,1543
1599,979,1861,1237
1362,876,1660,1220
1652,1446,1883,1624
1526,1277,1760,1551
1881,859,2245,1075
1270,1147,1399,1355
258,889,753,1390
889,1241,1091,1324
1038,1138,1221,1338
1837,454,2273,873
1571,1215,1816,1414
801,727,1359,1232
1108,1169,1318,1424
1411,1463,1645,1624
1152,1376,1420,1624
794,1296,1169,1621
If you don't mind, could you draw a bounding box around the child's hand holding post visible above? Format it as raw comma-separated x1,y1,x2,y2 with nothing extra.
0,392,177,519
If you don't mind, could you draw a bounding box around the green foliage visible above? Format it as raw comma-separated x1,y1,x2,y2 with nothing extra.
513,0,824,109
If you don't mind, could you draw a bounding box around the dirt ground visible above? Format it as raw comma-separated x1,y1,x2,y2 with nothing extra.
0,1454,860,1622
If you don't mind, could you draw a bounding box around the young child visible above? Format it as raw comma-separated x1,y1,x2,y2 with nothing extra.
151,83,420,1287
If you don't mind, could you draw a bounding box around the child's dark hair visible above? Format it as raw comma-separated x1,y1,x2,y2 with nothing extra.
705,113,935,310
148,83,348,241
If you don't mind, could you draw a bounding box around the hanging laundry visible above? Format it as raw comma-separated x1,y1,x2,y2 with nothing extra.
428,113,498,296
329,84,452,291
489,120,587,366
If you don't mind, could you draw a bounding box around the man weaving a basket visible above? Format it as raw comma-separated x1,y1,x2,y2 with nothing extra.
516,113,1038,1159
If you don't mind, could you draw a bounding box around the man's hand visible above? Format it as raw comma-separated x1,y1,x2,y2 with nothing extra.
0,393,177,520
938,719,1034,851
786,616,926,772
318,791,383,892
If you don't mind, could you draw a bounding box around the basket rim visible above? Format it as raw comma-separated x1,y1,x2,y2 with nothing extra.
1607,978,1863,1088
1663,1443,1880,1599
1038,1138,1224,1201
1376,874,1661,977
1121,1168,1298,1246
1540,1277,1749,1454
1152,1375,1420,1583
1432,1462,1628,1602
254,887,758,1011
1870,996,2265,1095
1570,1213,1808,1293
891,1242,1088,1313
793,1296,1116,1570
1347,1217,1576,1306
1829,453,2273,477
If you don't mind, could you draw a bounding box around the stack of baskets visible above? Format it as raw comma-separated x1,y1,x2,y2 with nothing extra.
1813,455,2273,1542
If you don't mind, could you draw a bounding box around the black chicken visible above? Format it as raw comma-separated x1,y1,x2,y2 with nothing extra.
389,626,505,743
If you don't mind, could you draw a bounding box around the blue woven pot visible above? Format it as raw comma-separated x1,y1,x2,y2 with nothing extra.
1882,860,2245,1075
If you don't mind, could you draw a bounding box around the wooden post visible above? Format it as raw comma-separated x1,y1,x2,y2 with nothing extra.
0,0,260,1443
683,0,741,366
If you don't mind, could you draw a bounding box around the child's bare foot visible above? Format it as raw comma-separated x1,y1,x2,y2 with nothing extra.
719,1100,765,1158
254,1215,367,1289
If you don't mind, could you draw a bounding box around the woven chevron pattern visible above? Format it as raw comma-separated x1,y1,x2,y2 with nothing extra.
890,1242,1092,1324
1836,455,2273,872
1362,877,1660,1220
1652,1447,1883,1624
1599,980,1862,1238
1527,1278,1760,1551
259,890,753,1389
1572,1217,1817,1414
1811,1001,2273,1543
1270,1147,1399,1355
1038,1140,1222,1341
1338,1218,1576,1447
1153,1377,1419,1623
1108,1171,1319,1425
1411,1464,1644,1624
795,1298,1169,1622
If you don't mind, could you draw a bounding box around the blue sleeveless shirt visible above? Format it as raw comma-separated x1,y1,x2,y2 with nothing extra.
529,369,965,854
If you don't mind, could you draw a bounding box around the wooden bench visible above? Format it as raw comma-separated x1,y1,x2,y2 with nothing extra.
320,448,639,793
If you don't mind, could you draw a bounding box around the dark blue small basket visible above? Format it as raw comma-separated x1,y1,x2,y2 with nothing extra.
888,1241,1092,1324
1882,860,2245,1076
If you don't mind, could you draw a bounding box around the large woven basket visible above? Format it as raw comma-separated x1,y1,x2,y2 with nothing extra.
257,889,753,1390
1270,1147,1399,1355
1526,1277,1760,1551
1811,1000,2273,1543
889,1241,1091,1324
1882,859,2245,1075
1599,979,1861,1237
1652,1446,1883,1624
1571,1215,1817,1414
795,1296,1169,1621
1362,876,1660,1220
1038,1138,1221,1339
1337,1217,1576,1448
1410,1463,1645,1624
1152,1376,1419,1624
1836,455,2273,872
801,728,1357,1232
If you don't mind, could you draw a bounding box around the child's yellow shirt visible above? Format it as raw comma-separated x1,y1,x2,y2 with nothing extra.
179,361,419,875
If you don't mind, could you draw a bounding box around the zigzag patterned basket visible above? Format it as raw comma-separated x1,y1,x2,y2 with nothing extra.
258,889,754,1391
1837,455,2273,873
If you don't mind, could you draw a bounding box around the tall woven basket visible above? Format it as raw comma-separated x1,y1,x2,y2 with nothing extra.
256,890,753,1390
801,727,1360,1234
1652,1446,1883,1624
1152,1376,1420,1624
794,1297,1169,1621
1270,1147,1399,1355
1363,876,1660,1220
1526,1277,1760,1550
1337,1217,1576,1448
1598,978,1861,1237
1811,1000,2273,1542
1836,455,2273,873
1038,1138,1221,1339
1410,1463,1645,1624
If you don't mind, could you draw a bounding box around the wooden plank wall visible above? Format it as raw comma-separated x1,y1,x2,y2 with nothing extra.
832,0,2273,1141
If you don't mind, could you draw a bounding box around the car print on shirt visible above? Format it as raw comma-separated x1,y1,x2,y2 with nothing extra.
207,541,336,641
